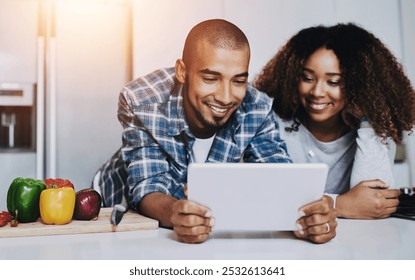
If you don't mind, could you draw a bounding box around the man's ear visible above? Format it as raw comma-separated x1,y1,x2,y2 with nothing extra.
175,59,186,84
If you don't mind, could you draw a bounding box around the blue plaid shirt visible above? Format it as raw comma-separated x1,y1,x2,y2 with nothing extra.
96,67,291,210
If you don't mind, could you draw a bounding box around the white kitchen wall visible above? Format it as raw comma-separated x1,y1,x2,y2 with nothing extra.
132,0,414,187
133,0,403,80
0,0,38,83
132,0,223,77
50,1,130,188
400,0,415,187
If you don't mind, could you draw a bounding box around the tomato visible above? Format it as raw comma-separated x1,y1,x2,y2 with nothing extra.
0,211,13,227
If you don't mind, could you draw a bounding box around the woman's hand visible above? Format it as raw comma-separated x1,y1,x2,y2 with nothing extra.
294,195,337,244
336,180,400,219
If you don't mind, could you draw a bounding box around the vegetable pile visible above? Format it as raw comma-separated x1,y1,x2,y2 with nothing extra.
1,177,102,227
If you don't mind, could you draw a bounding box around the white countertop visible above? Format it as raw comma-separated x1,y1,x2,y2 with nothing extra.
1,217,414,260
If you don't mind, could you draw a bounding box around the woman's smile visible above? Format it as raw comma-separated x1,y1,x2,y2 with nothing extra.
306,100,334,111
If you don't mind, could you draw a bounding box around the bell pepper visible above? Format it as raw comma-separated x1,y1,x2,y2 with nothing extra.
44,178,74,189
7,177,46,223
40,187,76,225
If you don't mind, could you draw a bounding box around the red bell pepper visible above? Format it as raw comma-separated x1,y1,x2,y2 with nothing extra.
44,178,74,189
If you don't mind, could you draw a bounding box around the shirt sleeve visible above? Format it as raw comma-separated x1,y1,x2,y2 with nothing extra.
350,121,396,188
117,89,178,210
243,110,292,163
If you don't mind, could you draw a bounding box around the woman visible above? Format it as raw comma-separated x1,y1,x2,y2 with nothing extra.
254,23,415,219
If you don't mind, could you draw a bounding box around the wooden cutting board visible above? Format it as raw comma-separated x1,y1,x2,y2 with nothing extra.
0,207,158,238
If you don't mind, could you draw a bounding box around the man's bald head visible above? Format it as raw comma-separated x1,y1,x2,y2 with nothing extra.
182,19,250,65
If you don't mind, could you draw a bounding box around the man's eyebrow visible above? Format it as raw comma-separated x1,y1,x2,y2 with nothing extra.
235,72,249,78
200,68,221,75
302,67,341,77
199,69,249,78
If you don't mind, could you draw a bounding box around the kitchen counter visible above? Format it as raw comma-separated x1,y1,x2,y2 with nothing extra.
0,217,414,260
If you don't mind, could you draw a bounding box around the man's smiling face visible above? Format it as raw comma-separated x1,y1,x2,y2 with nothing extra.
176,40,250,138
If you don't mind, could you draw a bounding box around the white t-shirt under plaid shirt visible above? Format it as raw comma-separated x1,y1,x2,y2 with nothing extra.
95,67,292,210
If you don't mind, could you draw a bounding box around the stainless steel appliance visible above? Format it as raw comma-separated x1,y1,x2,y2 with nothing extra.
0,83,40,210
0,83,36,151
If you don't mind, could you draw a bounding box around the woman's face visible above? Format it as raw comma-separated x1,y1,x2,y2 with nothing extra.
298,48,345,126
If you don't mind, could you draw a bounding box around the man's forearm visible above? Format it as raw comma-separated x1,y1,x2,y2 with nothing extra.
138,192,177,228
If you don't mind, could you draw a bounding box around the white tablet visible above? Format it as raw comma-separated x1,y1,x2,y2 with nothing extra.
187,163,328,231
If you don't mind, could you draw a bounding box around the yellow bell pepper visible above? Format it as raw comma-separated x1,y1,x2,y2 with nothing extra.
40,187,76,225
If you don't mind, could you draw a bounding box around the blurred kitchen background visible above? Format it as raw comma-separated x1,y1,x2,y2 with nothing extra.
0,0,414,210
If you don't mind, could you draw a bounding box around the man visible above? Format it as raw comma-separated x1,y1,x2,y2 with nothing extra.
94,19,337,244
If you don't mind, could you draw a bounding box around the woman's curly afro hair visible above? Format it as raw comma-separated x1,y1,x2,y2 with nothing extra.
254,23,415,143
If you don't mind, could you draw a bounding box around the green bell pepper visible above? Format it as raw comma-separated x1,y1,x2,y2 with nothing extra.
7,177,46,223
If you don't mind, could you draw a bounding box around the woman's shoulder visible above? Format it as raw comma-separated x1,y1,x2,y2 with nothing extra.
275,114,295,129
274,115,299,139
